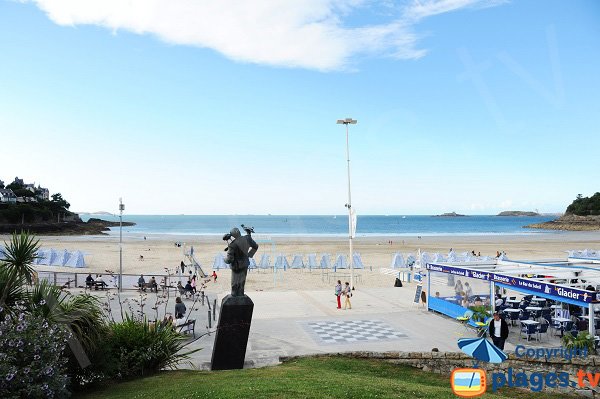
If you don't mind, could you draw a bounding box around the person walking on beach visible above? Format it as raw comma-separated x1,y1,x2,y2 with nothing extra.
343,282,352,310
335,280,342,309
489,311,509,350
212,270,218,282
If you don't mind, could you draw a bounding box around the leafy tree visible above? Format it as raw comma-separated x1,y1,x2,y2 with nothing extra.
566,192,600,216
51,193,70,210
12,188,35,198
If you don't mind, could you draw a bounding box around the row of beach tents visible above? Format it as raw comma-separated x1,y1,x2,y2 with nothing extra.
212,253,366,271
35,248,86,268
567,249,600,259
0,247,85,268
0,247,86,268
390,250,498,269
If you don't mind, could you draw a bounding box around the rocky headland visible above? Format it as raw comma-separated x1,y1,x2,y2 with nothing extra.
525,214,600,231
0,217,135,235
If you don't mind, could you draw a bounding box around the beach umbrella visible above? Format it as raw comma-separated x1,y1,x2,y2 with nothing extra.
457,337,508,364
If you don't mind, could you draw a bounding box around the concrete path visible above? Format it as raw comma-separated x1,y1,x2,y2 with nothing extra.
183,285,470,369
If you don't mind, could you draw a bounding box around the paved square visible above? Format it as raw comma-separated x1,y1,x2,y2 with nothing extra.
303,319,407,345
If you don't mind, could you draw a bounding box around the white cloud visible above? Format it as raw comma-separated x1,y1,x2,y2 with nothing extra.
25,0,504,70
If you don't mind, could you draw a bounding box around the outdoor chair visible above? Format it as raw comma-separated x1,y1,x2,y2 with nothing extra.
520,323,538,341
537,322,549,341
559,321,574,337
523,295,534,302
577,320,589,331
519,311,530,321
509,311,520,326
456,310,473,332
532,310,542,320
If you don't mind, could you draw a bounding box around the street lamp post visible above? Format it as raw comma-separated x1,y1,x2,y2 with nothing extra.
119,198,125,292
336,118,357,290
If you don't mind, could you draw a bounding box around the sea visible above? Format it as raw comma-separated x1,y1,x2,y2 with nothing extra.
78,214,558,237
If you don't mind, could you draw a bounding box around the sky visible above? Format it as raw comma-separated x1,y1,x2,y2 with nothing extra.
1,0,599,215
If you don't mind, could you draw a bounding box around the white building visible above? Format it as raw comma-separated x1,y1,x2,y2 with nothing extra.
0,189,17,204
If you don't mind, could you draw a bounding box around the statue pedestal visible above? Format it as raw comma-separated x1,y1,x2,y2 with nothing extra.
210,294,254,370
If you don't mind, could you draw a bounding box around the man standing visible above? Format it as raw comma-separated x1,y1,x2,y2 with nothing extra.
224,227,258,297
138,274,146,291
489,311,509,350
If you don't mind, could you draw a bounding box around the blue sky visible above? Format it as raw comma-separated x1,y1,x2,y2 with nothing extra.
1,0,598,215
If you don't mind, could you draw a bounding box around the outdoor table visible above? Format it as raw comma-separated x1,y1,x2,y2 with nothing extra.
525,307,542,311
506,299,521,304
520,320,540,341
503,309,520,313
550,304,562,309
532,297,547,302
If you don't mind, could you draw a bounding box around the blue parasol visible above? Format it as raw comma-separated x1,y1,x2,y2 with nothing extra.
457,337,508,363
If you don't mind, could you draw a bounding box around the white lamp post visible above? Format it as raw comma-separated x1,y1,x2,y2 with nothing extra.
118,198,125,292
336,118,357,290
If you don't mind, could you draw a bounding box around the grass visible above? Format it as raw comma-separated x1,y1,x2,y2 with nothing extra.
76,356,579,399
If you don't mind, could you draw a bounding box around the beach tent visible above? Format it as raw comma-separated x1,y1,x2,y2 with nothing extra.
307,254,317,270
391,253,404,269
39,249,57,266
213,253,228,270
420,252,432,266
447,250,457,262
274,254,289,270
64,250,86,268
51,249,70,266
291,254,304,269
433,253,446,262
319,254,331,269
334,254,347,270
248,257,257,269
481,256,493,261
352,253,364,269
258,253,271,269
406,254,416,267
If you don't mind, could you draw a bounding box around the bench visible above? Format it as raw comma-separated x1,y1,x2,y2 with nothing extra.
137,282,158,292
176,319,196,337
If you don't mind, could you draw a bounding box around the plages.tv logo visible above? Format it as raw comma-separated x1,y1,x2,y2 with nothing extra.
451,337,508,397
451,368,486,397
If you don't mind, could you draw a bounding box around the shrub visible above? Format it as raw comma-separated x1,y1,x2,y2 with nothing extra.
0,311,71,398
102,315,196,380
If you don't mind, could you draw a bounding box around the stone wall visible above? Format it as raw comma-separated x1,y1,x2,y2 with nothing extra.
280,351,600,397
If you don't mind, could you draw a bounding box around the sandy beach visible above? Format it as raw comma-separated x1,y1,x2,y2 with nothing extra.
5,231,599,293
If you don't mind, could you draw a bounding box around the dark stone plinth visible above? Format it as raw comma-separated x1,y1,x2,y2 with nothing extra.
210,294,254,370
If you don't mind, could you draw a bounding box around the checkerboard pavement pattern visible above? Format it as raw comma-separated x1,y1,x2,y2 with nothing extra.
303,319,407,345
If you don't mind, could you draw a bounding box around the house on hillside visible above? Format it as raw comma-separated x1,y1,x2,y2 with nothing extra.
0,188,17,204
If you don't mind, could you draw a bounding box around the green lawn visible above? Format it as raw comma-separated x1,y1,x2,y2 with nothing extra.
76,356,578,399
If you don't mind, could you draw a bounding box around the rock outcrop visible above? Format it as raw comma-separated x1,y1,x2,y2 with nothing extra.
0,218,136,235
526,214,600,231
497,211,540,216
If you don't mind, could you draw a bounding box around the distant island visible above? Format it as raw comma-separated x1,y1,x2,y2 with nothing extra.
526,192,600,231
0,176,135,235
434,212,467,217
497,211,540,217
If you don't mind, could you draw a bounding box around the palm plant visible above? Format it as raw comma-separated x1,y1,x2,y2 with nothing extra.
0,231,39,313
1,231,39,284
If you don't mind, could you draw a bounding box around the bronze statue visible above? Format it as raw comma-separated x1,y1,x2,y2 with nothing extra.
224,227,258,297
